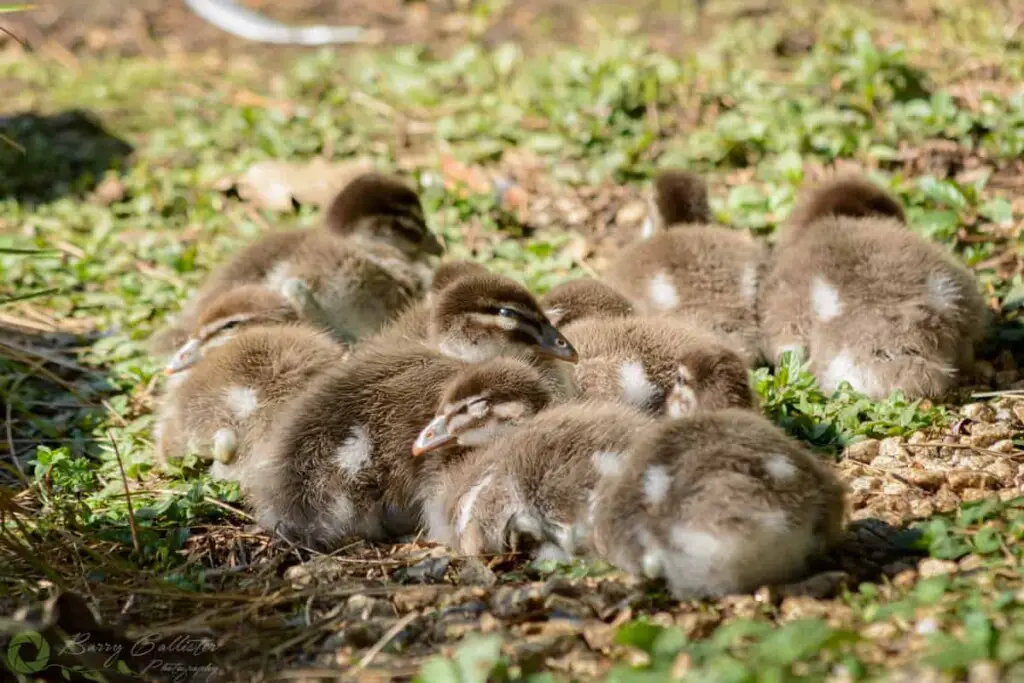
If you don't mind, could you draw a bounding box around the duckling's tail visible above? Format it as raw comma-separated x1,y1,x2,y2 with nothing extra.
323,173,426,236
645,170,712,236
786,172,905,239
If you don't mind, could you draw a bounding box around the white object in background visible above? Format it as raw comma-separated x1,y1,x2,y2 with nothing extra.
183,0,366,44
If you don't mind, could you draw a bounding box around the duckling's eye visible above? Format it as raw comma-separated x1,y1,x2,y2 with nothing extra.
496,307,517,318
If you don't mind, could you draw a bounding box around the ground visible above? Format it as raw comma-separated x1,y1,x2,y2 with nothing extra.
1,0,1023,681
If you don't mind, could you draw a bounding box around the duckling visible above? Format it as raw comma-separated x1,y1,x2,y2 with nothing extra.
151,172,442,351
415,363,653,560
539,278,635,327
561,314,754,415
245,315,576,549
603,170,768,364
591,409,846,599
155,323,345,478
369,269,580,401
162,283,305,378
758,172,988,399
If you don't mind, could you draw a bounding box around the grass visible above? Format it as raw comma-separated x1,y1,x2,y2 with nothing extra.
1,0,1023,680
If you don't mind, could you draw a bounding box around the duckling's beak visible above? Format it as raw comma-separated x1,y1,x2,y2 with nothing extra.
421,231,445,256
534,323,579,363
412,415,455,456
164,338,201,375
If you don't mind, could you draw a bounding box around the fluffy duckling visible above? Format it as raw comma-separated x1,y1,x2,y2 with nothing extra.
416,361,653,560
561,314,754,415
162,284,305,378
370,268,580,401
155,323,345,477
245,317,576,549
758,173,988,398
539,278,635,327
417,397,647,565
603,170,768,364
591,409,846,599
152,172,442,351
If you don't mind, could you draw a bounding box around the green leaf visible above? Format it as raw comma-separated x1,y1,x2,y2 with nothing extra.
754,619,844,666
616,620,664,654
971,526,1003,555
418,658,461,683
917,176,968,210
454,635,506,683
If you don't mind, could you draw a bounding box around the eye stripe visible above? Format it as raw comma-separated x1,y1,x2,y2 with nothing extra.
198,313,254,340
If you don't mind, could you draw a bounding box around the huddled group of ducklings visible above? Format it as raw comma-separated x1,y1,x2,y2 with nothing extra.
150,168,987,599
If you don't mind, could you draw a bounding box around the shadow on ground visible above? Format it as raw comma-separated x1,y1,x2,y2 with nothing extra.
0,110,133,205
0,325,113,487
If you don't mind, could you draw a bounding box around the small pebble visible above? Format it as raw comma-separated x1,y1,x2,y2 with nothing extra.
918,558,957,578
961,403,996,423
845,438,880,463
878,437,911,460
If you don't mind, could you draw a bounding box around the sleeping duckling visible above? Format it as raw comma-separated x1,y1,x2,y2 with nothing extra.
370,268,580,398
603,169,768,364
562,314,754,415
415,361,653,561
244,317,576,549
540,278,635,328
151,172,442,351
591,409,846,599
758,172,988,398
162,283,305,379
155,323,345,477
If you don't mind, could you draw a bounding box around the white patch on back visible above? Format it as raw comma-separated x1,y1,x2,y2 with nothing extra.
926,271,960,312
456,473,493,535
591,450,624,477
264,261,293,294
619,361,659,409
753,508,791,533
225,386,259,419
648,273,680,311
643,465,672,506
740,262,758,304
765,454,798,482
811,276,843,322
334,425,372,475
640,214,657,239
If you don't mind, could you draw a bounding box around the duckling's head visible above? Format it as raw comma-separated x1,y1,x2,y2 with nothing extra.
429,260,491,295
664,347,756,418
164,286,298,375
430,273,579,364
540,278,635,327
324,172,444,258
412,358,551,455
